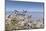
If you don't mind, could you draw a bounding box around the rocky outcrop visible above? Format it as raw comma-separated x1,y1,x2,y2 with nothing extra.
5,10,44,31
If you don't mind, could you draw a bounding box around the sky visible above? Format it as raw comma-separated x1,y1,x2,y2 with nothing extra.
5,0,44,13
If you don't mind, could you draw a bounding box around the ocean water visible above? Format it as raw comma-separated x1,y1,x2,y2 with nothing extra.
31,12,43,18
6,11,44,21
25,12,43,20
31,12,43,20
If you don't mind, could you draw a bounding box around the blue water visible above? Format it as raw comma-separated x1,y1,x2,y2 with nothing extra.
6,11,43,20
25,12,43,20
31,12,43,20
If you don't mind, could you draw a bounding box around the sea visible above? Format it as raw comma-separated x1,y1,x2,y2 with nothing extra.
6,11,44,21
